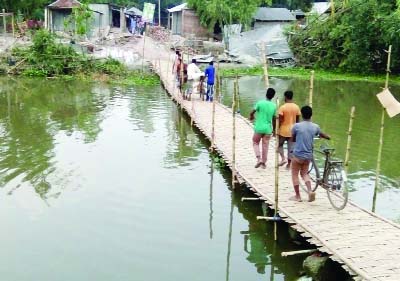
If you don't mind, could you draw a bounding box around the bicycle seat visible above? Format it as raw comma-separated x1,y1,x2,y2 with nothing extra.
320,145,335,154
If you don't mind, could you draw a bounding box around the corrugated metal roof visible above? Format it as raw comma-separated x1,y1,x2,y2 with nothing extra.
126,7,143,16
167,3,188,13
253,7,295,21
48,0,81,9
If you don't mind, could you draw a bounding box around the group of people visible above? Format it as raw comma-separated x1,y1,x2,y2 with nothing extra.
172,51,331,202
172,51,216,102
250,88,330,203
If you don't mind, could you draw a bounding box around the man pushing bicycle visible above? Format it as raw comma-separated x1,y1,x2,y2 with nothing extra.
290,106,330,202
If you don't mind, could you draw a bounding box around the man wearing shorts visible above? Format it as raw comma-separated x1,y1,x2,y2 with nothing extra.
278,91,300,169
291,106,330,202
249,88,276,169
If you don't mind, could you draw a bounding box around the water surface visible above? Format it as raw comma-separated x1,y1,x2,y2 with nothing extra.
0,78,304,281
221,76,400,221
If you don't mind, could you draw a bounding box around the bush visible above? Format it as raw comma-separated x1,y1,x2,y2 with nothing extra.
288,0,400,74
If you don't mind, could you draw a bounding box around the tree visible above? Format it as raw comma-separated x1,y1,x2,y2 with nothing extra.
289,0,400,73
187,0,272,30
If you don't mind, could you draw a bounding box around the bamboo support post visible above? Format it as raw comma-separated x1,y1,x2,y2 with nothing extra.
241,197,261,202
261,42,269,88
235,74,240,113
210,70,217,151
281,249,317,257
274,99,280,241
2,9,6,37
373,45,391,213
232,80,238,188
11,13,15,38
344,106,355,174
256,216,282,222
141,27,146,73
309,70,315,107
330,0,335,17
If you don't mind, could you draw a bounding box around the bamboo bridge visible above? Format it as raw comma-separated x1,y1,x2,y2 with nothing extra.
149,43,400,281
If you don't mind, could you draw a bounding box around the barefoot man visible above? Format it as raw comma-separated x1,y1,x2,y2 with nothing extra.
291,106,330,202
249,88,276,169
278,90,300,169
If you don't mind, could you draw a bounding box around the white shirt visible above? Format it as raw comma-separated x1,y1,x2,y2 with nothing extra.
187,63,203,80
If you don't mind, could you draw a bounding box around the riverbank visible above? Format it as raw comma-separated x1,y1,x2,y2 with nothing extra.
220,65,400,85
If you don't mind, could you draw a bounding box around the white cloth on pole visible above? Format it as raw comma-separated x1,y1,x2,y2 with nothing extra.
376,88,400,118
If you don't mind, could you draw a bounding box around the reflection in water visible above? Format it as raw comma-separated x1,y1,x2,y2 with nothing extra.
209,159,214,239
222,76,400,220
225,192,234,281
0,79,109,199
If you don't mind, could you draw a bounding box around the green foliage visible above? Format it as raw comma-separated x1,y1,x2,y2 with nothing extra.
211,153,226,169
94,58,126,75
10,30,129,77
64,2,94,37
289,0,400,74
187,0,272,29
119,71,160,86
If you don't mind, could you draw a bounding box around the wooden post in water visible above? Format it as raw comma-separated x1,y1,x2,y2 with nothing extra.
261,42,269,88
344,107,355,174
309,70,315,107
373,45,392,213
274,99,280,241
232,79,238,188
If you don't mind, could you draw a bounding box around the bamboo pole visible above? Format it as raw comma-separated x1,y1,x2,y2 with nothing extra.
282,249,317,257
235,74,240,113
274,99,280,241
373,45,392,213
141,27,147,73
261,42,269,88
232,79,237,188
210,70,217,151
330,0,335,17
11,13,15,38
309,70,315,107
2,9,6,37
344,106,355,174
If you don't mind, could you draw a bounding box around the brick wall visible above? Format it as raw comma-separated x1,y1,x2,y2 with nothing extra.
182,10,209,38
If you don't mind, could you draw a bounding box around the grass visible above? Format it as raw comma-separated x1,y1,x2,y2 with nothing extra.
220,65,400,84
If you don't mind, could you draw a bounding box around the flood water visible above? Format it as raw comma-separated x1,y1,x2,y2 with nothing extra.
0,78,305,281
222,76,400,222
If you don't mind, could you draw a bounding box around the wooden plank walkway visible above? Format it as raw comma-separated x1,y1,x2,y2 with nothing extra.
148,42,400,280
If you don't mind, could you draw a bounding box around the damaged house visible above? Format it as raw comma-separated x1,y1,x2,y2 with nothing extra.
167,3,209,38
44,0,126,37
228,7,296,65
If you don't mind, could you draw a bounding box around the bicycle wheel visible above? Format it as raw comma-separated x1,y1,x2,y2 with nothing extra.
325,163,348,210
308,157,320,192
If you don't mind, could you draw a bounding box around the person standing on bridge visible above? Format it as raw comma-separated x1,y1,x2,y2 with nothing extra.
290,106,330,202
278,90,301,169
204,61,215,102
249,88,277,169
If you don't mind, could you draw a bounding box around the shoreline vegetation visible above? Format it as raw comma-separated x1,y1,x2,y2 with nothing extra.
3,30,400,87
0,30,160,87
220,66,400,85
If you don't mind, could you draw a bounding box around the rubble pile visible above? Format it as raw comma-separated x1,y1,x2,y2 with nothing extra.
148,26,170,42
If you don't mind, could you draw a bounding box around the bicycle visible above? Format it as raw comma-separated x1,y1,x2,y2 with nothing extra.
308,144,349,210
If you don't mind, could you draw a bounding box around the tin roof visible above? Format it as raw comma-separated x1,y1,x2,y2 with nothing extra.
167,3,188,13
48,0,81,9
253,7,295,21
